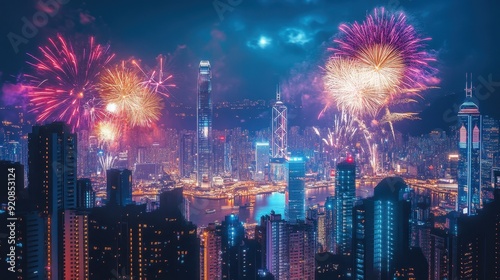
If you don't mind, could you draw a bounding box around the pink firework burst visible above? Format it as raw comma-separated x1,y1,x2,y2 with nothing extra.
26,34,114,130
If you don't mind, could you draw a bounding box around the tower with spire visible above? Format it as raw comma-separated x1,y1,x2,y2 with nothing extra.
270,84,288,182
457,73,482,215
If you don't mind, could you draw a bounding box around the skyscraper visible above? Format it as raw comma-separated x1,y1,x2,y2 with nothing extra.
201,223,222,280
28,122,77,279
324,196,335,253
197,60,213,188
457,75,482,215
288,221,316,279
106,168,132,206
264,212,289,280
180,131,195,178
481,115,499,201
77,178,95,209
221,213,245,279
334,156,356,255
271,85,287,182
353,177,412,280
286,156,306,222
255,142,270,181
63,210,89,280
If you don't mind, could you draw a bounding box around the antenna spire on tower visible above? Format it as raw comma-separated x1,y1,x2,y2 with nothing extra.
276,83,281,101
465,73,473,97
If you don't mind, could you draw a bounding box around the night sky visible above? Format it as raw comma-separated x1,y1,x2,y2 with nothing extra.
1,0,499,134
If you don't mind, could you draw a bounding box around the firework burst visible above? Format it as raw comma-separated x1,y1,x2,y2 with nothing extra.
333,7,436,93
324,8,437,118
100,62,163,127
26,35,114,130
132,54,176,97
97,120,121,144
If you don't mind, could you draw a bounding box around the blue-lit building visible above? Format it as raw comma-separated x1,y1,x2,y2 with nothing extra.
263,212,289,280
353,177,411,280
324,196,335,253
255,142,270,181
286,156,306,222
197,60,213,187
77,178,95,209
221,213,245,279
457,78,482,215
334,156,356,255
106,168,132,206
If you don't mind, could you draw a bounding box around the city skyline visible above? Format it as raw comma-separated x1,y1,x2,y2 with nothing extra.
1,1,500,280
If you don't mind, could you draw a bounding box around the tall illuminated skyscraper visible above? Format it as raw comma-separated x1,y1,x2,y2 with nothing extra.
353,177,411,280
197,60,213,188
271,84,287,182
255,142,270,181
287,156,306,222
334,156,356,255
457,75,482,215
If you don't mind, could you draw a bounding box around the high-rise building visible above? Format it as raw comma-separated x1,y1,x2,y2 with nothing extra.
353,177,411,280
77,178,95,209
481,115,499,201
202,223,222,280
28,122,77,279
264,212,289,280
89,204,199,279
197,60,213,188
63,210,89,280
271,85,287,182
214,133,226,177
255,142,270,181
221,214,245,279
457,75,482,215
159,187,189,220
334,156,356,255
287,156,306,222
324,196,335,253
106,168,132,206
288,221,316,279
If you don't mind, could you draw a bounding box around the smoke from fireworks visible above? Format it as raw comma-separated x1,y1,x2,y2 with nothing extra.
26,35,114,130
100,62,164,127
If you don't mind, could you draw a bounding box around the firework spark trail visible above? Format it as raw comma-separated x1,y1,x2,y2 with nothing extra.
100,62,164,127
99,152,117,175
132,54,176,98
315,112,359,161
26,35,114,130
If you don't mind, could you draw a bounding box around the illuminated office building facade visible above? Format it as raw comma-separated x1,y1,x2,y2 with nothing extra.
457,76,482,215
334,157,356,255
286,156,306,222
197,60,213,187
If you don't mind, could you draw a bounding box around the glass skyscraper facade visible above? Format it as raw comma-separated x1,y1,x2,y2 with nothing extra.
255,142,270,181
334,156,356,255
457,80,482,215
286,156,306,222
197,60,213,187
